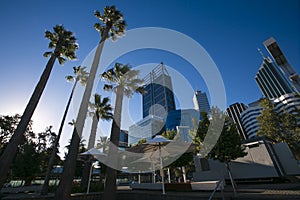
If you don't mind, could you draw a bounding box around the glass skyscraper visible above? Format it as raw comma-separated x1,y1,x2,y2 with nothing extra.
227,102,248,140
264,37,300,93
142,63,176,118
255,57,294,100
193,90,211,114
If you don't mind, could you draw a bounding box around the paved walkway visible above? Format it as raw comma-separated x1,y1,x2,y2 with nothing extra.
1,182,300,200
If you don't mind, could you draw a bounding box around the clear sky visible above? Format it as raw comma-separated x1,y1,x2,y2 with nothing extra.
0,0,299,156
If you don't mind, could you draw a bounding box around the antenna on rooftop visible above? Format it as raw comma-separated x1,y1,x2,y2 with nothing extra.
257,48,266,59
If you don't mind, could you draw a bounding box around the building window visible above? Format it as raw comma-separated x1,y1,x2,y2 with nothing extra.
200,158,210,171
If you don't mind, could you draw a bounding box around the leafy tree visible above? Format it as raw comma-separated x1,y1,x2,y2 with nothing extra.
81,94,112,189
193,112,210,153
208,116,247,195
137,138,147,145
162,129,177,140
257,98,300,159
12,142,39,186
41,66,88,195
55,6,126,199
163,130,193,183
193,109,246,195
257,98,281,139
0,114,23,154
101,63,144,200
36,127,59,176
0,25,78,188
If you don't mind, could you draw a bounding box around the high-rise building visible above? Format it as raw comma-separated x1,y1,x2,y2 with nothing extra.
240,100,262,139
226,103,248,140
142,63,176,118
255,57,294,100
263,37,300,93
273,93,300,125
128,115,165,145
193,90,211,114
119,130,128,148
165,109,200,131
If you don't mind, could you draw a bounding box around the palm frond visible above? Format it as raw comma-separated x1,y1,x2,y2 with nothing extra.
43,51,52,58
65,75,74,82
103,85,113,93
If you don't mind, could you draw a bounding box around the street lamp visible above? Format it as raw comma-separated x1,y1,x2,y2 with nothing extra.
87,161,101,194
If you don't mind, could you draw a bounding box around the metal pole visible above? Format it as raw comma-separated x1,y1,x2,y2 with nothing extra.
167,168,171,183
159,145,165,195
86,163,93,194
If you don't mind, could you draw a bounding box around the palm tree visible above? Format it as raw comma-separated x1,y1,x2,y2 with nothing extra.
96,136,110,153
80,94,112,189
41,66,88,195
101,63,144,200
0,25,78,188
54,6,126,199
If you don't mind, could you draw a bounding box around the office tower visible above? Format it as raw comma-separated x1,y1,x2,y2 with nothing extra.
255,56,294,100
226,103,248,140
119,130,128,148
264,37,300,93
142,63,176,118
273,93,300,125
240,101,262,139
128,115,164,145
193,90,211,114
165,109,200,131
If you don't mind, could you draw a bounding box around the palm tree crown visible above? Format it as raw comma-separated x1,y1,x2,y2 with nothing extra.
94,6,127,42
66,66,89,86
89,94,113,121
43,25,78,64
101,63,145,96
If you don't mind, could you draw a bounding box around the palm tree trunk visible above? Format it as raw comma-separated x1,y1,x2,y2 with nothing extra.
41,80,78,195
55,40,105,199
0,54,56,188
81,114,98,189
103,88,123,200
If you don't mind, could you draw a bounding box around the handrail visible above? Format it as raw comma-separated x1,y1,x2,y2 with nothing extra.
208,175,226,200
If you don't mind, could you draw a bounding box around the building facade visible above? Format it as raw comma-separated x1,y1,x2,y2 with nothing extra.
128,115,165,145
255,57,294,100
119,130,129,148
142,63,176,118
273,93,300,115
226,102,248,140
240,101,262,139
264,37,300,93
193,90,211,114
165,109,200,131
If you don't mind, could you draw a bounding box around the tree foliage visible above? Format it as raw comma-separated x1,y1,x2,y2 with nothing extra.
0,114,61,185
208,121,247,163
257,98,300,159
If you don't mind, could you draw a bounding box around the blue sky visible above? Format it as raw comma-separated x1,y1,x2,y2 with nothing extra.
0,0,299,154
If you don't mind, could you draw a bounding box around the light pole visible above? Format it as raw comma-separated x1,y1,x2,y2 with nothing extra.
87,161,100,194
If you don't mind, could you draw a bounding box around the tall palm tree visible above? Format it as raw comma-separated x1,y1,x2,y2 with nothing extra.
80,94,112,189
97,136,110,153
101,63,144,200
0,25,78,188
41,66,88,195
55,6,126,199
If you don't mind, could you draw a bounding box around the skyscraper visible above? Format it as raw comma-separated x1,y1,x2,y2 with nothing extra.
263,37,300,93
240,100,262,139
255,57,294,100
193,90,211,114
226,102,248,140
142,63,176,118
